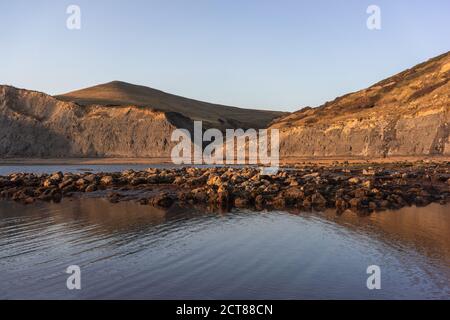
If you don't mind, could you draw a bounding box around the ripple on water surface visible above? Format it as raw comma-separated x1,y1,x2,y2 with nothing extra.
0,198,449,299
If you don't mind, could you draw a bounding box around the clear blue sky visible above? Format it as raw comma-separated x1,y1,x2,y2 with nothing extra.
1,0,449,111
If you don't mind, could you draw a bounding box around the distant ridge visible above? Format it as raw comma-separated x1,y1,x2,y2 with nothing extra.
55,81,286,130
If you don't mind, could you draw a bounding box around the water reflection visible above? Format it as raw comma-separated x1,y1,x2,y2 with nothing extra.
321,205,450,264
0,199,449,299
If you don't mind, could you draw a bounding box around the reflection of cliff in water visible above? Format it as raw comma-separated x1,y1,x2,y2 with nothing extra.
3,198,449,268
1,199,449,299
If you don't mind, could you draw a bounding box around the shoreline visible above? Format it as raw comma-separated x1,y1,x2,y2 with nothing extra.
0,155,449,166
1,162,449,214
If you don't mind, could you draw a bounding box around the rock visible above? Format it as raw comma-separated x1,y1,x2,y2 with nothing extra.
43,179,56,188
414,196,430,207
177,191,190,203
311,192,327,207
130,177,147,186
52,191,62,203
75,178,87,187
85,184,97,193
49,172,63,182
234,197,249,208
362,180,372,188
84,174,98,183
145,168,159,174
139,198,149,205
264,183,280,194
255,195,266,207
151,193,174,208
378,200,389,210
191,188,208,203
303,172,319,179
335,198,348,211
389,194,406,206
58,178,74,189
272,196,286,208
38,189,53,202
1,188,16,198
207,175,222,187
0,163,447,213
402,172,418,179
107,192,122,203
229,174,243,184
349,198,361,208
302,197,312,209
173,176,186,185
146,174,163,184
24,197,35,204
186,176,208,187
217,186,230,206
61,184,76,195
370,188,381,195
283,187,305,205
122,169,135,177
348,177,360,184
11,176,26,186
354,188,368,198
369,201,377,210
206,189,218,203
100,175,115,186
363,169,376,176
12,190,27,202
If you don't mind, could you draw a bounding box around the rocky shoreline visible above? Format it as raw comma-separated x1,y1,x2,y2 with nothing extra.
1,162,449,214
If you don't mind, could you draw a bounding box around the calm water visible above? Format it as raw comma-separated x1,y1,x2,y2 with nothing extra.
0,164,251,176
0,196,449,299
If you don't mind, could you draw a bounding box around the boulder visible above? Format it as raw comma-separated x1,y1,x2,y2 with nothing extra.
348,177,360,184
207,175,222,187
85,184,97,193
234,197,249,208
100,175,114,186
150,193,174,208
311,192,327,207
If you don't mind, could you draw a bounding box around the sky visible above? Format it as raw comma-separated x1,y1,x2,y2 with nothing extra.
0,0,449,112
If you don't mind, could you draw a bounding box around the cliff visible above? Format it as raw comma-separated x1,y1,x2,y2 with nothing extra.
270,52,450,157
0,85,191,157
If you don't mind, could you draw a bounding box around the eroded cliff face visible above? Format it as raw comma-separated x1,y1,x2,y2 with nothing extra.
271,52,450,157
0,86,189,158
1,52,449,159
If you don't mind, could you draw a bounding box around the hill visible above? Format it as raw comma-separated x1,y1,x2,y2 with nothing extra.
55,81,285,130
271,51,450,157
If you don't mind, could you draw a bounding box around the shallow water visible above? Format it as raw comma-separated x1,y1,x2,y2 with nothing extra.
0,164,182,176
0,197,449,299
0,164,253,176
